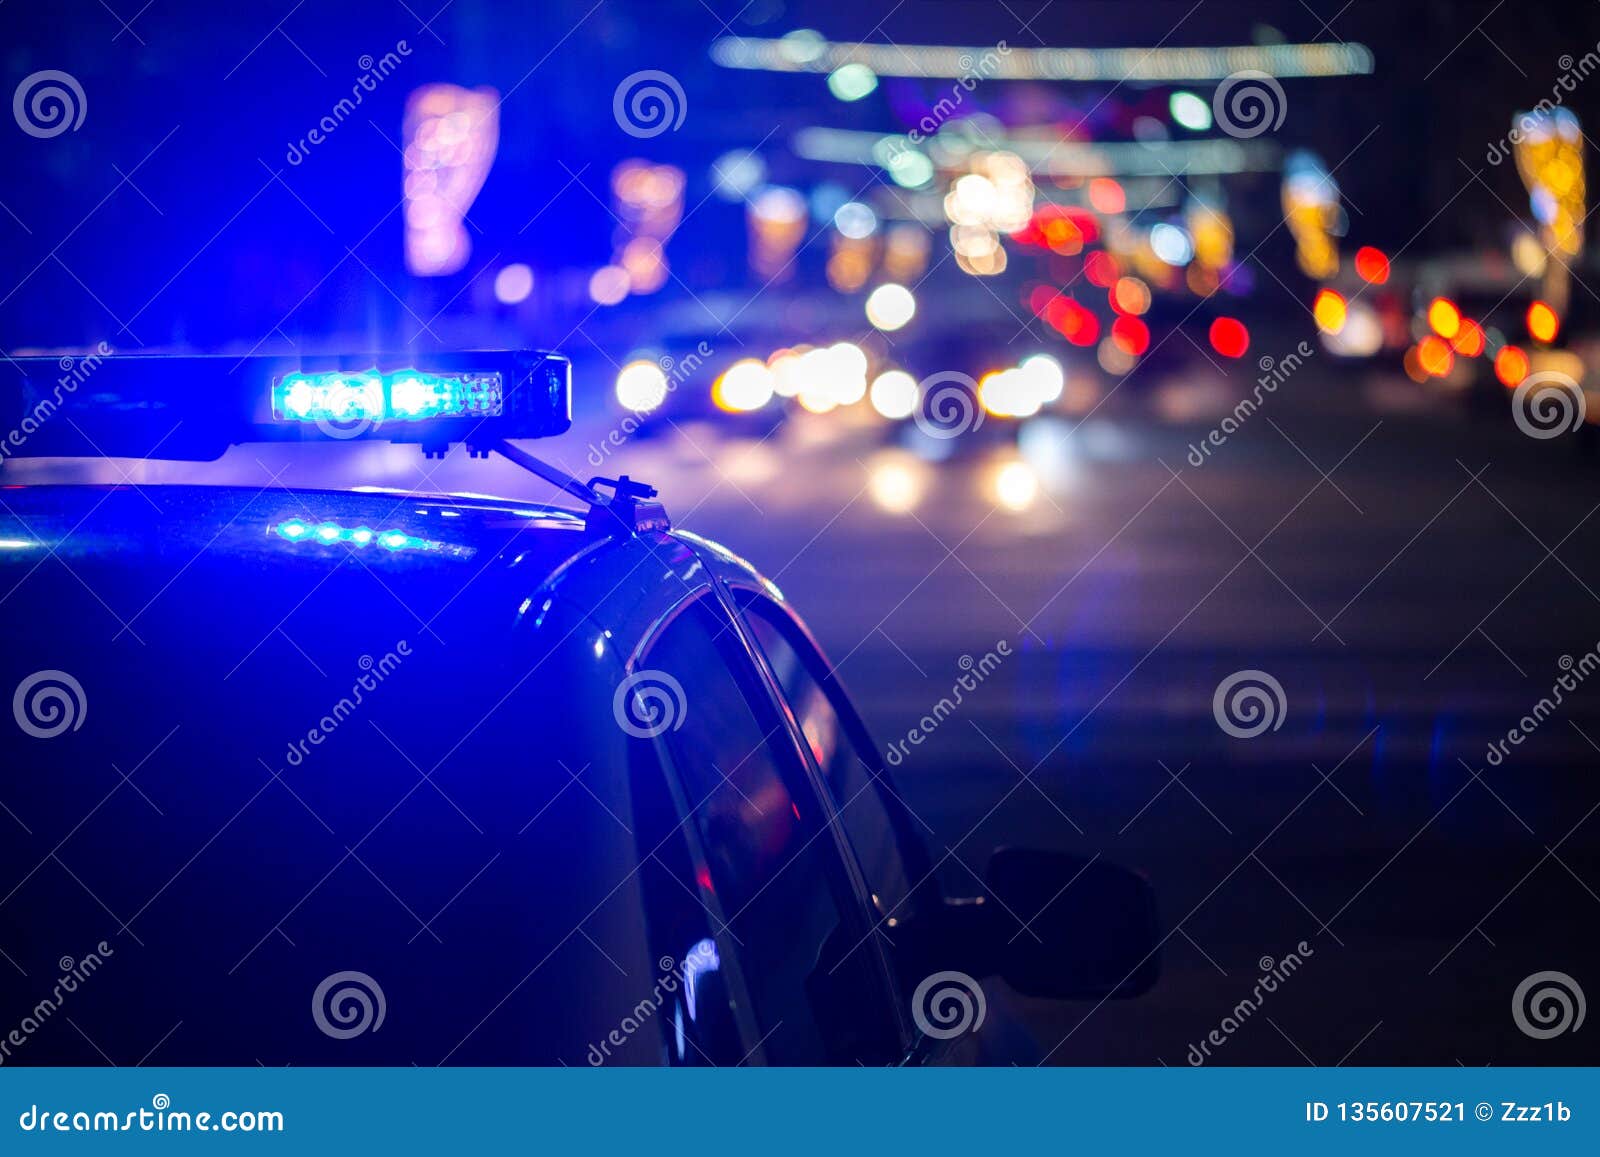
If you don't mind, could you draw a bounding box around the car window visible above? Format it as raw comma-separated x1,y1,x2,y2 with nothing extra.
740,597,916,925
626,728,746,1067
641,598,903,1064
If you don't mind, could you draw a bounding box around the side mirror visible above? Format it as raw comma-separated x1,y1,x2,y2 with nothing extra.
984,847,1160,1000
896,847,1160,1002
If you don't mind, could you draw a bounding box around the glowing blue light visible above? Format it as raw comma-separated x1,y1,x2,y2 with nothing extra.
270,519,474,559
271,370,504,424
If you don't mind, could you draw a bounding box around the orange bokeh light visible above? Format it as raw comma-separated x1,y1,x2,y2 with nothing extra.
1417,335,1454,377
1312,288,1347,334
1494,344,1530,388
1450,319,1485,357
1427,298,1462,340
1527,300,1559,343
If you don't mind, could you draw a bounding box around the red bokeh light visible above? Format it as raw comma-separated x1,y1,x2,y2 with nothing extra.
1208,317,1250,358
1110,315,1150,357
1354,246,1390,284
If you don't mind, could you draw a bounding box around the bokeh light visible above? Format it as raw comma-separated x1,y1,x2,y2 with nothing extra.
1427,298,1461,340
492,263,533,305
1313,288,1347,334
1527,300,1560,343
865,283,917,330
615,360,669,412
1353,246,1390,284
869,370,919,420
713,360,776,412
1208,317,1250,358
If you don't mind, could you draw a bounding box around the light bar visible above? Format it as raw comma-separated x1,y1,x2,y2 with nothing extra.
0,351,570,461
272,370,505,424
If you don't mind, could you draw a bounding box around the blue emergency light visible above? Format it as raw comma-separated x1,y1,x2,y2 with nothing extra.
0,351,570,461
272,370,505,424
2,348,672,536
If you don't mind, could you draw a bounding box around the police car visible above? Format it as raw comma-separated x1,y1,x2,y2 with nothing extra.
0,352,1156,1066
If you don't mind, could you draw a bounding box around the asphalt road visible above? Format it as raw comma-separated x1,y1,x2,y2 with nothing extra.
595,356,1600,1065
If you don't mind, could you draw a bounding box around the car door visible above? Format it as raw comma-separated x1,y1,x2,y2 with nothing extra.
631,593,905,1065
732,592,942,989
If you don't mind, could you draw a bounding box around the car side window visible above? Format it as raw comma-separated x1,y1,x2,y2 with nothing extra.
739,596,917,926
641,598,903,1064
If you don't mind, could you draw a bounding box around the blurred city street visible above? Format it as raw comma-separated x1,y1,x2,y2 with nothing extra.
586,352,1600,1063
4,0,1600,1070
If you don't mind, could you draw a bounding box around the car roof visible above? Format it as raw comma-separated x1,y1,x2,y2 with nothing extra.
0,482,584,567
0,482,782,625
